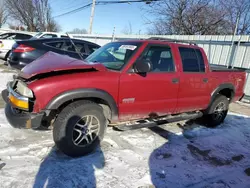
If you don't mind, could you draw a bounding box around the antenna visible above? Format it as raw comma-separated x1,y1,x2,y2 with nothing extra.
66,32,85,61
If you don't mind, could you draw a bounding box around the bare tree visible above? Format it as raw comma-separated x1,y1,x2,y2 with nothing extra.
0,0,8,28
121,22,133,35
8,23,25,31
146,0,229,35
220,0,250,34
68,28,88,34
5,0,36,31
5,0,60,32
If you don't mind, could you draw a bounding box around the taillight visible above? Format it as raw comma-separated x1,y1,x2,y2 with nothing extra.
13,44,35,53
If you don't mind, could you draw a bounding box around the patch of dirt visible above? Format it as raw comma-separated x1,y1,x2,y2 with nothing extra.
187,144,232,166
155,152,172,159
244,168,250,176
203,180,231,188
232,154,244,162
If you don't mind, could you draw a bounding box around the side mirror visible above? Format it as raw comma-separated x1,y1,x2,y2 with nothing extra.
134,60,151,73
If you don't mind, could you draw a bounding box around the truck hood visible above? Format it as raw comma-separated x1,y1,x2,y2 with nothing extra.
19,51,107,79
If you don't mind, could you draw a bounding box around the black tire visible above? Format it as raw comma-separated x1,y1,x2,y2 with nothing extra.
201,95,229,128
53,100,107,157
4,51,10,61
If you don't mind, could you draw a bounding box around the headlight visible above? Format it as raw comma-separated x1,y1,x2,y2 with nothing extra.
16,81,33,98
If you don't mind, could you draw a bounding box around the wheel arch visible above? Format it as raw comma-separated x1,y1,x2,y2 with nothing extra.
45,88,119,121
206,83,235,112
211,83,235,101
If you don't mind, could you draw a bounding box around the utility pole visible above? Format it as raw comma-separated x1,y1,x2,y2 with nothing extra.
112,27,116,41
227,14,240,68
89,0,96,34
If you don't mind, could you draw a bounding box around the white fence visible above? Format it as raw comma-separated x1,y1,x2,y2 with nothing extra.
72,34,250,100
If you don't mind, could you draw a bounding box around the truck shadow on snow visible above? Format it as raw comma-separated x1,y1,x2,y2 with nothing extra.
33,146,105,188
31,113,250,188
148,113,250,188
33,116,105,188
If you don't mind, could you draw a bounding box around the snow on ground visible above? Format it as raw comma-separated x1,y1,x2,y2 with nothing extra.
237,101,250,107
0,71,250,188
0,72,15,91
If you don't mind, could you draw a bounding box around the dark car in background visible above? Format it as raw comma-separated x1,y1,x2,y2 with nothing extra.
7,38,100,69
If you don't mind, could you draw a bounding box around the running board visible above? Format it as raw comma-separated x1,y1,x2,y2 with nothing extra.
113,111,203,131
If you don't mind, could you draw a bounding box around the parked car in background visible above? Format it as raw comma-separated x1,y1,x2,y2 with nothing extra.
30,32,72,39
0,31,34,60
7,38,100,69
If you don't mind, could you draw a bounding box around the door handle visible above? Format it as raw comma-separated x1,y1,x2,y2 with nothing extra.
203,78,208,83
172,78,179,84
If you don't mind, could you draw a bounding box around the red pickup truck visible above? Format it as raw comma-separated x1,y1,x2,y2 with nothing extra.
1,38,246,157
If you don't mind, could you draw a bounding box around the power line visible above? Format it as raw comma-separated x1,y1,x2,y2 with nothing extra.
53,0,90,15
53,3,92,18
53,0,160,18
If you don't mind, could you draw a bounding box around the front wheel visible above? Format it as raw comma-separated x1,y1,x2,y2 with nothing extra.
53,100,107,157
201,95,229,128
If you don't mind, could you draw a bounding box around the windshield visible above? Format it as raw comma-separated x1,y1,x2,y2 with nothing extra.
85,41,141,70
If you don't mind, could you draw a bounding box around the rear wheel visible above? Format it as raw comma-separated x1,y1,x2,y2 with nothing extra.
201,95,229,127
53,100,107,157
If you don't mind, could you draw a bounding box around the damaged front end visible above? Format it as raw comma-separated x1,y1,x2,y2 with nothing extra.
1,78,44,129
1,52,107,129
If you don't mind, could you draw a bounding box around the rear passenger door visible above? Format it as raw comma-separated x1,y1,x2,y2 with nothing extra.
176,47,210,113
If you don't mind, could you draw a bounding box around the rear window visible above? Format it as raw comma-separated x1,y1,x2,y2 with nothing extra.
45,41,64,49
179,47,205,72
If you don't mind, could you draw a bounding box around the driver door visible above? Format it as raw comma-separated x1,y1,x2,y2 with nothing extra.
118,45,179,121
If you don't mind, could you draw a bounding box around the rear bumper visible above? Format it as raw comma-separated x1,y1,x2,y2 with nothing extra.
8,52,33,70
7,59,26,70
2,89,44,129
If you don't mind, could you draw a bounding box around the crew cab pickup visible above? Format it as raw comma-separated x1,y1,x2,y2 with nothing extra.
1,38,246,157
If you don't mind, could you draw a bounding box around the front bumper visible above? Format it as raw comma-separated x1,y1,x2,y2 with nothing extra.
0,49,8,59
1,89,44,129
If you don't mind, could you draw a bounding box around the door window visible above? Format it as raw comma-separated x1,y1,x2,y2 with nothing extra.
179,47,205,72
141,46,175,72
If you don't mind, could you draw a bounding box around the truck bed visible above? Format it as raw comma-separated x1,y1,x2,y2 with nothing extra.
210,64,246,72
